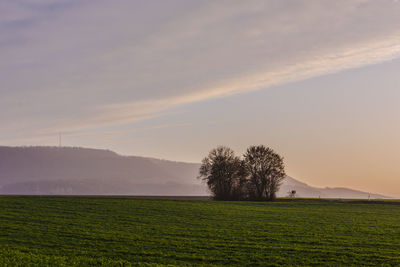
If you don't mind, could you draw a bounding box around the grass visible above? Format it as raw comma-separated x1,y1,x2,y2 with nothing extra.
1,196,400,266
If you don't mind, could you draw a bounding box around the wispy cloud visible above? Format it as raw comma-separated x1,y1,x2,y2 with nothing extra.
1,0,400,139
56,31,400,132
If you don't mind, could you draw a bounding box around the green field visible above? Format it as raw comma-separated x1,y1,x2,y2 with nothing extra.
1,197,400,266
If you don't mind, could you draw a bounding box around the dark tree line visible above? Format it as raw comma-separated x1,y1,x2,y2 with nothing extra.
198,145,285,201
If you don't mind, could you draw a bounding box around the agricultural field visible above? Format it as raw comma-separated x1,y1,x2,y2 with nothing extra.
1,196,400,266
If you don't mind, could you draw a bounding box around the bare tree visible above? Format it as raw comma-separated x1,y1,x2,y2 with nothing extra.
243,145,285,201
198,146,246,200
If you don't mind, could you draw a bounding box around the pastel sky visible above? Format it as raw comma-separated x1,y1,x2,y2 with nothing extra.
1,0,400,197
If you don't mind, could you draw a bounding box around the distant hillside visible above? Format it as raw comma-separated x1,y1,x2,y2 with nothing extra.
278,176,388,199
0,146,206,195
0,146,389,198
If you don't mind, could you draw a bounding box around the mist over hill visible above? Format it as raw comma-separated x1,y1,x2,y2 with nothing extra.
0,146,389,199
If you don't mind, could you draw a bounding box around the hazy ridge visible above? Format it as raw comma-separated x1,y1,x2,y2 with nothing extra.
0,146,389,199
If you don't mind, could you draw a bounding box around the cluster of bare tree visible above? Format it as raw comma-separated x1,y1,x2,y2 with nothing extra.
198,145,285,201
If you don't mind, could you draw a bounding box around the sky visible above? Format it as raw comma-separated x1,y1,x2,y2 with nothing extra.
1,0,400,197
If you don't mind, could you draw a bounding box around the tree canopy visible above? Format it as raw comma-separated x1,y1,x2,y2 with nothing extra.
198,146,246,200
199,145,285,201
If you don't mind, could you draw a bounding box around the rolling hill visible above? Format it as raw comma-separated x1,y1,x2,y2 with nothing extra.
0,146,389,198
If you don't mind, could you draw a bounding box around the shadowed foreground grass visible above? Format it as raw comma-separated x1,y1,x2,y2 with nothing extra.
1,196,399,266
